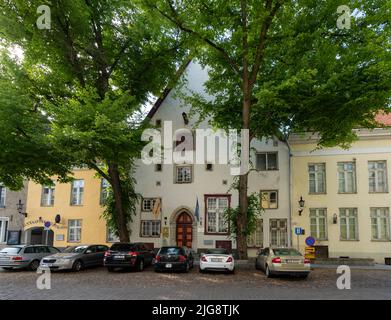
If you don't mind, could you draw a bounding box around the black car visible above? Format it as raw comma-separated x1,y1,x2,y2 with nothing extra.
104,242,154,272
154,246,194,273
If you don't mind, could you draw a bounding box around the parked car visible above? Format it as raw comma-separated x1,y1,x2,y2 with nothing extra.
40,244,109,272
199,248,235,273
255,247,311,278
154,246,194,273
104,242,154,272
0,245,60,271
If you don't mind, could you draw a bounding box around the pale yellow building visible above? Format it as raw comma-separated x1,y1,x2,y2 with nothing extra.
24,168,115,248
290,126,391,263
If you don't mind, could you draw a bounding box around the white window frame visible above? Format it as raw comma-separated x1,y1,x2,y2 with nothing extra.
175,165,192,183
68,219,82,242
0,217,9,243
338,162,357,193
41,183,55,206
247,219,263,247
100,179,110,204
206,196,229,234
269,219,288,247
71,180,84,206
106,227,119,243
141,220,161,237
256,152,279,171
310,208,328,240
0,185,6,207
260,190,278,209
368,161,388,193
141,198,157,212
339,208,359,240
309,163,326,194
370,208,390,241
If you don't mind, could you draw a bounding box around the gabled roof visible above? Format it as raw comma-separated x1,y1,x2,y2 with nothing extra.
147,59,192,119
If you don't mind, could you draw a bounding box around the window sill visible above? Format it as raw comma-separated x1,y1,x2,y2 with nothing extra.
174,182,192,184
40,205,54,207
140,236,161,238
369,191,389,194
308,193,327,195
339,239,360,242
371,239,391,242
70,204,84,207
337,192,357,195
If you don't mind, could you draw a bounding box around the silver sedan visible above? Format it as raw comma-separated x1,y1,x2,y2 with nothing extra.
40,245,109,272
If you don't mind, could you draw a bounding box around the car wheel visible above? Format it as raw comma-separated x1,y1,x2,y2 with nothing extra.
72,260,83,272
229,268,235,275
184,262,190,273
137,259,144,272
265,265,273,278
255,259,260,270
107,267,115,272
29,260,40,271
2,267,13,271
199,268,204,273
301,274,309,279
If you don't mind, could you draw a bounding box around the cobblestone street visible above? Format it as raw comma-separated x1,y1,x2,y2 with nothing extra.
1,267,390,300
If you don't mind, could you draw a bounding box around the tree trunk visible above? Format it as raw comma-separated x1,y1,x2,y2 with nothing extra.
236,82,251,259
108,163,130,242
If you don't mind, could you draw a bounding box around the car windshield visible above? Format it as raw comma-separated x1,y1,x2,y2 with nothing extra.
0,247,21,254
110,243,136,252
206,249,229,255
159,247,181,255
63,246,88,253
273,248,302,256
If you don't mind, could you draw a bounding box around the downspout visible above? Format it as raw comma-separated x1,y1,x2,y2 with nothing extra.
283,134,293,247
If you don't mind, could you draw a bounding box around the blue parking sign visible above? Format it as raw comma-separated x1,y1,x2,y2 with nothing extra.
295,227,302,235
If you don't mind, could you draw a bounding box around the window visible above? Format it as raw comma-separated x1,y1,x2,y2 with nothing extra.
206,196,229,234
247,219,263,247
141,221,161,237
309,164,326,194
270,219,287,247
0,185,5,207
371,208,390,241
71,180,84,205
206,163,213,171
175,165,192,183
68,219,82,242
0,217,9,243
256,153,278,171
260,191,278,209
310,208,327,240
338,162,356,193
368,161,388,193
107,227,119,242
100,179,110,204
340,208,358,240
41,183,55,206
141,198,157,212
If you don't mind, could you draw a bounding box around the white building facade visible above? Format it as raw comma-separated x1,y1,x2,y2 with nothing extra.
129,62,291,256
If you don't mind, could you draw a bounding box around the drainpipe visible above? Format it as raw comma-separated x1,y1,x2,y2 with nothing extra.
283,134,293,247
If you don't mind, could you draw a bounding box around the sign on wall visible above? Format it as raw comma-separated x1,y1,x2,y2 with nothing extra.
7,230,21,245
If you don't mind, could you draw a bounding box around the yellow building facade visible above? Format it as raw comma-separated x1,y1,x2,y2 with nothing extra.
290,128,391,263
24,168,114,248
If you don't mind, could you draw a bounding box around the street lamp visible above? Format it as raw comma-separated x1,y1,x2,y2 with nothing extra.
333,213,338,224
16,199,27,217
298,197,305,216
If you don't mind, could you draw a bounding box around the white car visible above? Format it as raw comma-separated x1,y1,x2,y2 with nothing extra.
199,248,235,273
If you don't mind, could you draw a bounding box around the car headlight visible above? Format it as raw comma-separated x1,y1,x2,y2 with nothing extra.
57,258,70,264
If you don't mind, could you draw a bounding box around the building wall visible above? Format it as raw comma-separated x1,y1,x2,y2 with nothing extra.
0,182,28,248
290,130,391,263
25,169,110,248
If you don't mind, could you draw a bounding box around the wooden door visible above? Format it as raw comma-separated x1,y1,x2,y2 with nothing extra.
216,240,232,252
176,212,193,248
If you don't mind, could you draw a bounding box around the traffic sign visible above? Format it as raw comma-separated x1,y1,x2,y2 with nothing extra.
305,247,315,253
44,221,51,230
305,236,316,246
295,227,302,235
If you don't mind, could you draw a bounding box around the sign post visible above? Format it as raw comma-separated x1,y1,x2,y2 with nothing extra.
295,227,303,250
304,236,316,260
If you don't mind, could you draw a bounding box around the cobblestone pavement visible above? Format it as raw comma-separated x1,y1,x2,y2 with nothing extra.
0,266,390,300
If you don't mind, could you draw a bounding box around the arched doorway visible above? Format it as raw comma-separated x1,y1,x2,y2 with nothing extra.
25,227,54,246
176,212,193,248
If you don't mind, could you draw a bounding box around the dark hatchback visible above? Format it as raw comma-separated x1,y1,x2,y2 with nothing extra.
104,242,154,272
154,246,194,273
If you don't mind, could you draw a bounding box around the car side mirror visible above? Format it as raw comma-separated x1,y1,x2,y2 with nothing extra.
85,250,92,254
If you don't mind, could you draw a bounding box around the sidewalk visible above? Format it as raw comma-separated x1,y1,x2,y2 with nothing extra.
311,264,391,271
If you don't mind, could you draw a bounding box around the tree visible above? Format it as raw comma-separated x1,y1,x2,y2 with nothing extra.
147,0,391,258
0,0,186,240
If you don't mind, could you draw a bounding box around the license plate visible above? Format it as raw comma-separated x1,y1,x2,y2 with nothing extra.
114,255,125,259
165,264,172,268
286,260,300,264
211,258,222,262
0,257,9,261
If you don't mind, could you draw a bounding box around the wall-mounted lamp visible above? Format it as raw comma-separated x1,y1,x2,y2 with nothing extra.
333,213,338,224
298,197,305,216
182,112,189,125
16,199,27,217
164,217,168,226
